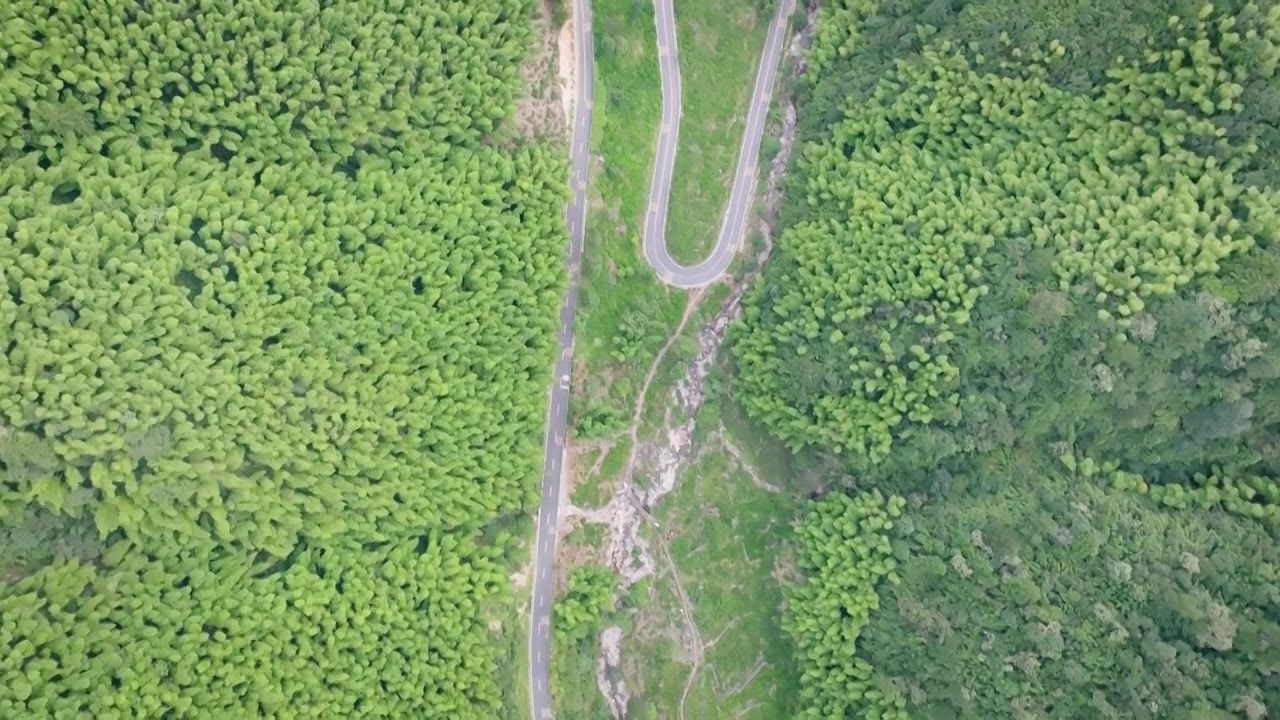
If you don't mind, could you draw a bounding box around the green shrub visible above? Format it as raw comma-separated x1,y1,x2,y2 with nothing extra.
554,565,616,643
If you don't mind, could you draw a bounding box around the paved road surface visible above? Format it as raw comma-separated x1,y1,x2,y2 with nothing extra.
526,0,790,715
643,0,794,288
526,0,593,717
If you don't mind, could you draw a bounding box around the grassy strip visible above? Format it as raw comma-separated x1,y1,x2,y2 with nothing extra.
574,0,686,439
629,395,801,718
572,436,632,508
485,511,536,719
589,66,607,154
550,543,627,719
663,1,771,265
549,0,570,29
494,607,531,720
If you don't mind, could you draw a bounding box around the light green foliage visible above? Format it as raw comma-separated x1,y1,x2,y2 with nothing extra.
575,401,629,440
1,0,530,159
858,475,1280,719
554,565,615,643
2,141,564,552
611,309,669,363
0,0,564,552
0,0,565,714
1109,464,1280,523
783,491,907,720
735,4,1279,462
0,535,507,718
807,0,883,79
550,565,615,718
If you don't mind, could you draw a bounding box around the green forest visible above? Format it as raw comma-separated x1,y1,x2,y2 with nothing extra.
6,0,1280,716
1,0,564,716
734,0,1280,717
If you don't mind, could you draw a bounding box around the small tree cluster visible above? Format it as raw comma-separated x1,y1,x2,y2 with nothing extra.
783,491,908,719
554,565,616,644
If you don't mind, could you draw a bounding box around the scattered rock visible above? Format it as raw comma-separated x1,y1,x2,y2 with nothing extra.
596,626,631,720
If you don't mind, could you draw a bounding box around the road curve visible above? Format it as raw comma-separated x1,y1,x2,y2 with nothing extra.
527,0,593,717
528,0,789,714
643,0,794,289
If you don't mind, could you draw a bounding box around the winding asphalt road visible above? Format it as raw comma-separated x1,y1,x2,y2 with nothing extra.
643,0,795,288
527,0,791,716
526,0,592,718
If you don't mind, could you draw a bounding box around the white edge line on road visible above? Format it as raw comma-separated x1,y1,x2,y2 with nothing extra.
530,1,593,717
531,1,791,716
643,0,792,289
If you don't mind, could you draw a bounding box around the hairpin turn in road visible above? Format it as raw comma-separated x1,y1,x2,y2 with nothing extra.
527,1,792,717
643,0,795,289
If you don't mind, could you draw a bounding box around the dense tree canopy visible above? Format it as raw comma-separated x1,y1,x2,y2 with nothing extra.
736,1,1279,464
754,0,1280,717
783,492,907,720
1,535,508,718
861,474,1280,719
1,0,565,715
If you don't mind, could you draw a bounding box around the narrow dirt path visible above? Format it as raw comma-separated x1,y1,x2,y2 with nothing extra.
716,653,768,700
715,428,783,494
664,537,705,720
632,294,703,436
580,294,703,718
573,4,819,716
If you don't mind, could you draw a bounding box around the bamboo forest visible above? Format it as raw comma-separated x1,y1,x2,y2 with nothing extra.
2,0,563,716
4,0,1280,717
735,0,1280,717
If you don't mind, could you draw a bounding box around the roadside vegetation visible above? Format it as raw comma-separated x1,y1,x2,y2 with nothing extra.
551,3,812,717
549,565,618,719
573,0,685,442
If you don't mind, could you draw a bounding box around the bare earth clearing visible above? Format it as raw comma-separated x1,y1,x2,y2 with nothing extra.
513,1,571,141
